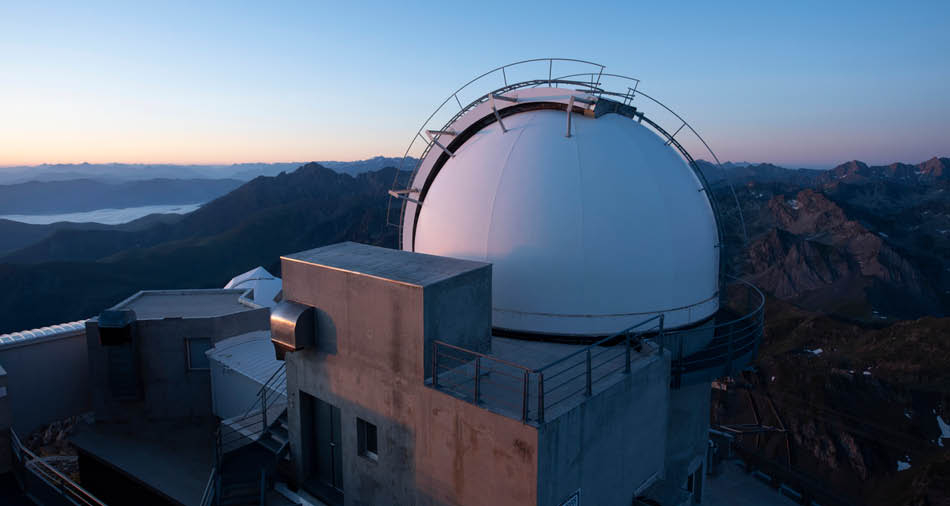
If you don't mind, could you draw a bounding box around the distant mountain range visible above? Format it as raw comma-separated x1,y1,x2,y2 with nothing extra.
0,214,186,257
0,156,415,184
699,157,950,186
0,178,243,215
700,156,950,321
0,163,403,333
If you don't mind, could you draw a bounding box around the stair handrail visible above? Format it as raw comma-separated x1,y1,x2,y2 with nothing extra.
199,465,216,506
240,362,287,420
217,362,288,455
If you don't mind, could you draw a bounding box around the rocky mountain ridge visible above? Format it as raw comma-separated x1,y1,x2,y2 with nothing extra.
745,189,939,319
0,163,404,333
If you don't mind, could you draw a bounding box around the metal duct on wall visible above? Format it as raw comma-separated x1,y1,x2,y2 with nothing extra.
270,300,315,360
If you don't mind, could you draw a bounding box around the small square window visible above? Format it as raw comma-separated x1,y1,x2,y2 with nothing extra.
357,418,378,461
186,338,212,370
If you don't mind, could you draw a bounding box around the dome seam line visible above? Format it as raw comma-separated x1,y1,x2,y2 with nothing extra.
485,117,530,260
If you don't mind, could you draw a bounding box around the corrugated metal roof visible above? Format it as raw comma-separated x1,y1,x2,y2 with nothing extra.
0,320,87,348
207,330,285,395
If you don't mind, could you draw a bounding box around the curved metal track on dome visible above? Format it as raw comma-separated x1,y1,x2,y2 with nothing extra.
388,59,749,281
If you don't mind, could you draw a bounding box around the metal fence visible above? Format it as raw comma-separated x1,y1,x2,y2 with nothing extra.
429,279,765,425
658,278,765,387
431,315,664,425
10,428,107,506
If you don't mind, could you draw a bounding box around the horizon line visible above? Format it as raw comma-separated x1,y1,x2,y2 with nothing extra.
1,155,948,173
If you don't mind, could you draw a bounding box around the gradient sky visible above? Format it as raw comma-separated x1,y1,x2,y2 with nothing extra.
1,1,948,168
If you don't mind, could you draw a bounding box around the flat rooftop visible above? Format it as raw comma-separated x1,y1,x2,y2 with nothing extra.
283,241,490,287
70,419,215,506
115,289,254,319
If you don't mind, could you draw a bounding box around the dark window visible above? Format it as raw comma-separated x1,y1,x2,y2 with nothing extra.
186,338,212,370
357,418,377,461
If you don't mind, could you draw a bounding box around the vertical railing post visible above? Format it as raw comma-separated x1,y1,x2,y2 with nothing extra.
474,357,481,404
261,385,268,430
215,431,222,505
522,370,529,423
432,341,439,388
538,372,545,424
260,468,267,506
727,320,735,376
625,331,632,373
585,349,592,396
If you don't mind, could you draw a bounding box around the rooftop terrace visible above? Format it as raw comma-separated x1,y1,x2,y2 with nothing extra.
432,316,666,425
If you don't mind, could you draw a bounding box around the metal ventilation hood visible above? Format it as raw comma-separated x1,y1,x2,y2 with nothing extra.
270,300,315,360
97,308,136,346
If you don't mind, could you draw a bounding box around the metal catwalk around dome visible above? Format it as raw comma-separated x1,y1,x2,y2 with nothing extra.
387,58,748,279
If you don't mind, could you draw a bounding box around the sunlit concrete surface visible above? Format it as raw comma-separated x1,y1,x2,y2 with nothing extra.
705,460,797,506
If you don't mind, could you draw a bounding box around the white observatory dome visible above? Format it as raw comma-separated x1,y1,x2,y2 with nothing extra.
410,91,720,336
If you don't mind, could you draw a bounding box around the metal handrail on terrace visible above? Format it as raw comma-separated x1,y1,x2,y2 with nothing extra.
431,315,664,425
658,278,765,386
10,428,107,506
428,279,766,424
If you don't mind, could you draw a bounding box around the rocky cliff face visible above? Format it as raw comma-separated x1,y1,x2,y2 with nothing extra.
711,158,950,506
713,297,950,506
746,189,938,319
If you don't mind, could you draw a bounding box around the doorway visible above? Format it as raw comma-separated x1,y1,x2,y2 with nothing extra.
301,392,343,505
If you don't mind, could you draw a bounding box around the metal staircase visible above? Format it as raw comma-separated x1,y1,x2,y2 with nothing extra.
257,411,290,458
202,363,288,506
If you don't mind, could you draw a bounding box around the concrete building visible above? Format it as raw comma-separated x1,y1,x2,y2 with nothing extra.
271,242,676,506
377,59,764,505
72,288,271,506
83,289,269,422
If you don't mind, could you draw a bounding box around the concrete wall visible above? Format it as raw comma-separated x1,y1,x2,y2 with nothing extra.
0,364,11,473
0,330,90,434
537,351,670,506
664,381,712,490
87,309,269,423
283,249,536,506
